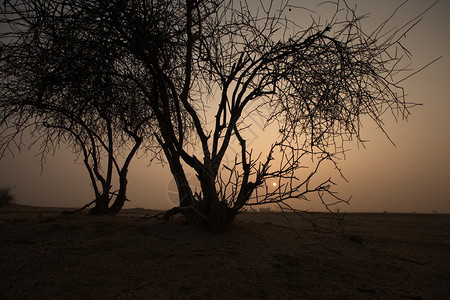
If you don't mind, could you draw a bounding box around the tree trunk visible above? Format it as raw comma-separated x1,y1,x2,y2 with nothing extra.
108,172,128,215
90,192,110,214
165,155,237,231
196,171,237,231
174,170,195,208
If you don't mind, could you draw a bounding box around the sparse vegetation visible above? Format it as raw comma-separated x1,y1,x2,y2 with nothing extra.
0,187,15,205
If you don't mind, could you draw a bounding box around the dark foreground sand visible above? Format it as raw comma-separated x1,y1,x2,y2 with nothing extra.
0,204,449,299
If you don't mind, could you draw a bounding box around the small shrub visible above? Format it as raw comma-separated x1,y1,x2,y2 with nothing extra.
0,187,15,205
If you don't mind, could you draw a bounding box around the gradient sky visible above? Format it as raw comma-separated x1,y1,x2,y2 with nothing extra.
1,0,449,213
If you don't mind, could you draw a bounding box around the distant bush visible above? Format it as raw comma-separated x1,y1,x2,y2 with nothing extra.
0,187,15,205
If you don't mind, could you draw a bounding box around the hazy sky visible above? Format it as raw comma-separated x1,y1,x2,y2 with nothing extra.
1,0,449,213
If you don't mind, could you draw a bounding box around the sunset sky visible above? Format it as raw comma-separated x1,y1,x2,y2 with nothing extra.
1,0,449,213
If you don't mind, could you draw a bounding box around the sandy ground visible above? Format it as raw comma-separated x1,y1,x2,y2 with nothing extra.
0,204,449,299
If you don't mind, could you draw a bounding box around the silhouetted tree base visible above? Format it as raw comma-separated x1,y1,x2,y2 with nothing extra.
62,197,126,216
88,205,124,216
161,203,238,232
88,207,115,215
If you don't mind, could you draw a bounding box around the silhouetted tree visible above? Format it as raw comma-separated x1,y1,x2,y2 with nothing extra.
1,0,431,228
0,0,157,214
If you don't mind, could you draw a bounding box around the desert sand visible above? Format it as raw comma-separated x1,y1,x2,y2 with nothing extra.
0,203,449,299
